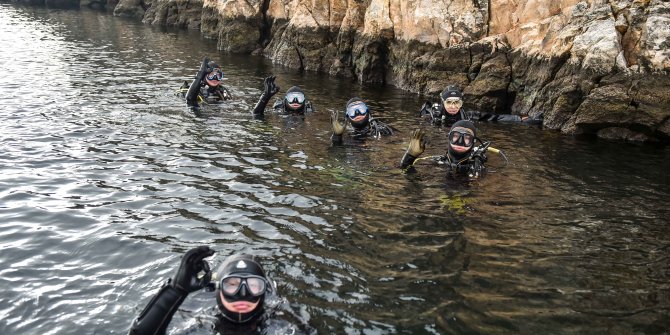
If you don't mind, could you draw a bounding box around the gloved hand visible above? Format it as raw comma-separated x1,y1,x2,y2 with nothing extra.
405,129,426,157
468,157,483,179
171,246,214,293
262,75,279,98
420,101,432,114
331,110,346,136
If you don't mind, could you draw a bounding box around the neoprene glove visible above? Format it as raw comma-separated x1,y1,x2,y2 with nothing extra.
262,75,280,98
420,101,432,115
406,129,426,157
331,110,346,136
171,246,214,293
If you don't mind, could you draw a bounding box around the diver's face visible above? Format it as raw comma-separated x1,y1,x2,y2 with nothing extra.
346,101,370,129
206,69,223,87
443,98,463,115
448,126,474,153
285,92,305,111
220,291,260,313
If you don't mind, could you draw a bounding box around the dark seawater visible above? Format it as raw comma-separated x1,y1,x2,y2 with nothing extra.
0,5,668,335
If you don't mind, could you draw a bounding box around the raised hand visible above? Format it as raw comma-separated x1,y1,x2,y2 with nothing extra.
171,246,215,293
263,75,280,97
406,128,426,157
331,110,346,135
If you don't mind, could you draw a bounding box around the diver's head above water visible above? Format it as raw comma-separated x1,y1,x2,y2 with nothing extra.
440,85,463,116
346,97,370,130
205,61,224,88
215,255,269,324
284,86,306,112
448,120,476,160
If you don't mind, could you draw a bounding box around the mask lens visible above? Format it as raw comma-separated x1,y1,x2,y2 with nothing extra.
462,133,473,146
346,102,368,118
450,131,461,144
286,92,305,104
449,131,473,146
444,98,462,106
222,277,242,295
221,276,267,296
207,70,223,81
245,277,266,296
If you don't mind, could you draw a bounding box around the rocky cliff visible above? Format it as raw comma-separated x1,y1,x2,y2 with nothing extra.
78,0,670,141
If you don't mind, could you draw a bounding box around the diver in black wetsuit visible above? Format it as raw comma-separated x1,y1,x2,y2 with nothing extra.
401,120,506,179
128,246,273,335
181,57,232,107
419,85,543,126
252,76,314,117
330,97,394,145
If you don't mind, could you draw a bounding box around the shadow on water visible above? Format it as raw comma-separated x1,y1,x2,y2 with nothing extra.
0,4,669,335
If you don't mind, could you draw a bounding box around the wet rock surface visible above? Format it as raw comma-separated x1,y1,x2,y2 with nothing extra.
10,0,669,142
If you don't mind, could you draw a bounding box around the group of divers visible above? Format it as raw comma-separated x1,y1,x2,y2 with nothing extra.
129,57,543,334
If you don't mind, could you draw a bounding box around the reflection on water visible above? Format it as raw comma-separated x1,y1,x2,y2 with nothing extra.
0,5,669,335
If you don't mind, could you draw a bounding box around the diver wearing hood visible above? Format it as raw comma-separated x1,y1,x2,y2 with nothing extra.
419,86,469,125
330,97,394,144
128,247,272,335
400,120,506,179
182,57,232,107
252,76,314,117
419,85,543,126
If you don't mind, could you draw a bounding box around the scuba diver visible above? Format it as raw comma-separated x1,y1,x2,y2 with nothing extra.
252,76,314,117
419,85,543,126
330,97,394,144
180,57,232,107
128,246,273,334
400,120,508,179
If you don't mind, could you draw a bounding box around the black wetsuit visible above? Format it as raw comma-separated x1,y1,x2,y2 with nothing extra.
183,58,230,107
419,103,542,126
128,279,271,335
331,118,394,145
198,82,230,102
419,103,469,125
272,99,314,114
401,145,489,179
252,96,314,117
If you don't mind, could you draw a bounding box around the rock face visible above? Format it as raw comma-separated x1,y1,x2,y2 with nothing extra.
109,0,670,142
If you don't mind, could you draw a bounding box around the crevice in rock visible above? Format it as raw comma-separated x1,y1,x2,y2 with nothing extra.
504,50,513,103
467,45,474,83
259,0,271,48
294,46,305,72
486,0,491,37
547,53,570,87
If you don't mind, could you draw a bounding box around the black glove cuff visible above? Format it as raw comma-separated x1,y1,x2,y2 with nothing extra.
331,133,343,145
401,153,417,169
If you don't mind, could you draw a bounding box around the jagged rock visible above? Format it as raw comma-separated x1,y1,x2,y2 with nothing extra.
464,53,512,114
562,74,670,141
142,0,203,29
200,3,219,38
638,0,670,70
614,12,628,34
114,0,146,18
463,36,513,114
217,17,261,53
